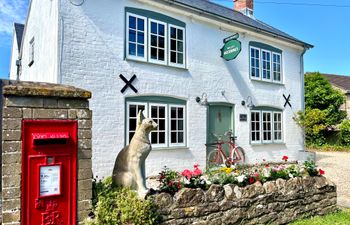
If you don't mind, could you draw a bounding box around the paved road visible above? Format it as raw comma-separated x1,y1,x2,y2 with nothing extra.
316,151,350,208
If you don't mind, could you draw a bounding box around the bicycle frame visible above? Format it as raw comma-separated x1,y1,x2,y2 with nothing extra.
216,140,243,164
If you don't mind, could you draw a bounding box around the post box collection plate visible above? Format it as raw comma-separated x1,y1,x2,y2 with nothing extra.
22,120,77,225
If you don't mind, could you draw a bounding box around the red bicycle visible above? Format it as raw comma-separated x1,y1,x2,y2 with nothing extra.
206,130,245,167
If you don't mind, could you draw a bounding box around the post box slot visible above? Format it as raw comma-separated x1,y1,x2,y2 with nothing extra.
32,132,69,146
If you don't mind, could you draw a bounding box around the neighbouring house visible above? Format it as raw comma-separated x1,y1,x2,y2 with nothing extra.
9,0,313,178
322,73,350,118
9,23,24,80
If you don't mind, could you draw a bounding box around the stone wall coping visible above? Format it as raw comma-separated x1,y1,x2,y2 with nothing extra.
2,80,91,99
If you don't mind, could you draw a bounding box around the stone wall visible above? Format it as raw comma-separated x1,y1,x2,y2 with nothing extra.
152,176,337,225
1,81,92,225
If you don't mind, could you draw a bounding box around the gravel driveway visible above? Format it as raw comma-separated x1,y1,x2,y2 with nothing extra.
316,151,350,208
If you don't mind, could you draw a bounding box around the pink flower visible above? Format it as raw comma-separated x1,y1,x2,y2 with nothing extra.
319,169,325,175
194,164,199,169
282,156,289,162
181,169,193,180
193,168,202,177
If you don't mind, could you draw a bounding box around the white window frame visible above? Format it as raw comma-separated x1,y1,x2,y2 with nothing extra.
261,50,272,82
126,13,147,62
262,111,273,143
250,46,261,80
126,102,148,145
149,103,168,148
168,25,186,68
250,110,262,144
273,112,283,143
272,52,282,83
169,104,186,147
148,19,167,65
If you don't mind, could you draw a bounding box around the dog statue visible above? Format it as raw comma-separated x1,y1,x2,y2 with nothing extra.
112,110,158,198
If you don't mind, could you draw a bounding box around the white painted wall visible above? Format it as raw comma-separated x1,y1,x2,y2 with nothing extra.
20,0,59,83
56,0,305,178
9,29,19,80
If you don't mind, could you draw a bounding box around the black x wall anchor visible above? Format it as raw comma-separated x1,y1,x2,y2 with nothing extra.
283,94,292,108
120,74,138,93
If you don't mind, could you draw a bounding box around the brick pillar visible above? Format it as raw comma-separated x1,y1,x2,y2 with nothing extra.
1,80,93,225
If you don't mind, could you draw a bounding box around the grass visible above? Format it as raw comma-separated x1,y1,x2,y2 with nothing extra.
307,144,350,152
290,210,350,225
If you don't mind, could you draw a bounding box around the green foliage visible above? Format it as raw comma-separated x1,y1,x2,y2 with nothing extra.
158,166,182,195
87,177,161,225
339,120,350,146
303,161,319,176
291,209,350,225
296,72,347,145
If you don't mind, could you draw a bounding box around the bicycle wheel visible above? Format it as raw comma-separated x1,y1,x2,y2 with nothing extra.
232,147,246,165
207,149,225,167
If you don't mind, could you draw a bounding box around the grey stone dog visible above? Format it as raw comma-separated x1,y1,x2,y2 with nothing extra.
112,110,158,198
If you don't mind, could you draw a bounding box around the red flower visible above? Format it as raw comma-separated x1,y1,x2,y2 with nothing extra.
319,169,325,175
194,164,199,169
265,164,270,168
193,168,202,177
181,169,193,180
249,177,255,184
282,156,289,162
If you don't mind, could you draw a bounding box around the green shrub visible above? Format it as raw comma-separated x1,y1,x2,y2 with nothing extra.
87,177,161,225
340,119,350,146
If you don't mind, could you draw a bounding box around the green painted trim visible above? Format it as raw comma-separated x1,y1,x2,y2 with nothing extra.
126,7,186,28
126,96,186,105
249,41,282,54
251,106,283,112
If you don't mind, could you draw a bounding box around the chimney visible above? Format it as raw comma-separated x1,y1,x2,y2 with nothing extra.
234,0,254,17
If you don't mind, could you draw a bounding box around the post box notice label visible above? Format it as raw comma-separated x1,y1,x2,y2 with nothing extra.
40,165,61,197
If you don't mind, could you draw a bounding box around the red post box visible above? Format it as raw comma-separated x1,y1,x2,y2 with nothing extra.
22,120,77,225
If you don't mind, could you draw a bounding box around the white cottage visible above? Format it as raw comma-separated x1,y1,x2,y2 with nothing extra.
10,0,313,178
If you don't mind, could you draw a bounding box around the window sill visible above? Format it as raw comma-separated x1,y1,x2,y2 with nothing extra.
125,57,188,71
152,146,189,151
250,78,284,86
250,142,286,146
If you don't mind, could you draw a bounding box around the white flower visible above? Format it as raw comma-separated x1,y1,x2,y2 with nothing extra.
263,168,271,178
237,175,246,183
289,173,294,178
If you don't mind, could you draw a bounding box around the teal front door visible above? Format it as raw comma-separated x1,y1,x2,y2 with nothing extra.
207,104,234,155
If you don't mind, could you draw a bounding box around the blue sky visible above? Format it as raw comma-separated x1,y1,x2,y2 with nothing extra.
0,0,349,78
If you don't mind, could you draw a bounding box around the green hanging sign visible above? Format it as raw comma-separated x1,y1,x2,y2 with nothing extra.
220,33,241,61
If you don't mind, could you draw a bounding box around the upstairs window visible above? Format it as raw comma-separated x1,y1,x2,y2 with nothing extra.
249,42,282,83
126,8,186,68
127,14,147,61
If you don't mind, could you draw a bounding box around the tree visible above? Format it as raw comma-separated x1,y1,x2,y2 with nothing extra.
296,72,346,145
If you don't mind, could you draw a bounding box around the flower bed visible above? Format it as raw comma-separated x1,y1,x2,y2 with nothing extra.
150,157,337,225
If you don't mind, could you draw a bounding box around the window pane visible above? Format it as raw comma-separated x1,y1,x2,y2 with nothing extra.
151,132,158,143
151,107,158,117
129,16,136,29
151,35,157,47
129,43,136,56
137,32,144,44
171,51,176,63
137,45,144,57
171,108,176,118
158,24,165,36
159,37,165,48
159,132,166,144
151,22,157,34
130,119,136,131
178,53,183,64
171,27,176,38
171,132,177,143
129,30,136,42
159,49,165,61
151,48,157,59
159,107,165,117
178,29,183,40
178,108,183,118
171,40,176,51
178,120,183,130
159,119,165,130
129,132,135,142
178,41,183,52
137,18,144,31
178,132,184,143
171,120,176,130
129,105,136,117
